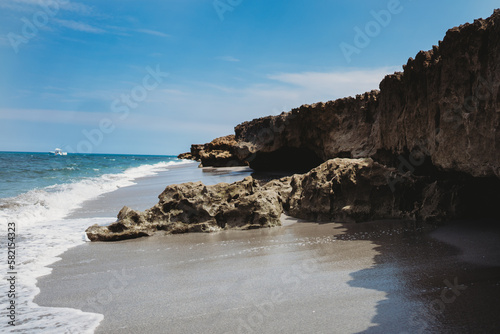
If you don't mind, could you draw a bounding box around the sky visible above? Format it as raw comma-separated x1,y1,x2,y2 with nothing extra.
0,0,498,155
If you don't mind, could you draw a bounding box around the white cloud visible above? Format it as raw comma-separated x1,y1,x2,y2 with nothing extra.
0,67,404,151
0,0,94,15
267,66,401,100
54,19,105,33
136,29,170,38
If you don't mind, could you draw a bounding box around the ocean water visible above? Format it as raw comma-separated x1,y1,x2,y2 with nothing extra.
0,152,195,333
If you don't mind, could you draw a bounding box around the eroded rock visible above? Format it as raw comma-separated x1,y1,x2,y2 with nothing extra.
86,158,479,241
85,177,285,241
235,10,500,178
177,135,246,167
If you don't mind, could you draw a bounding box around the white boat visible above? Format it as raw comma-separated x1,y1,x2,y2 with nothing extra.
51,148,67,156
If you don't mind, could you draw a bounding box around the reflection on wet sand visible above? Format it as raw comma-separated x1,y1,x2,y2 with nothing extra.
36,216,500,333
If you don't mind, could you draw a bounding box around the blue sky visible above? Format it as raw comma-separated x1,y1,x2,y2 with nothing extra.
0,0,498,155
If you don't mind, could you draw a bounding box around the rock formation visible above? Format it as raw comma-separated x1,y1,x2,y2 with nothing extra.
87,10,500,241
235,10,500,179
86,157,496,241
177,135,246,167
86,176,289,241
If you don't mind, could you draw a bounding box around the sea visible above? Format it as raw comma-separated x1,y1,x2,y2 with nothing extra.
0,152,196,333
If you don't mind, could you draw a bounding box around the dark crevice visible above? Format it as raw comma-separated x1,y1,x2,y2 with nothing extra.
247,147,324,173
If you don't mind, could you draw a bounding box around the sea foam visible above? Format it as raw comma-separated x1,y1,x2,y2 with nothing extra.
0,159,195,333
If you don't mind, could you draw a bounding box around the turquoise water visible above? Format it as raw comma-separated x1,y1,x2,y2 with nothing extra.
0,152,178,199
0,151,195,333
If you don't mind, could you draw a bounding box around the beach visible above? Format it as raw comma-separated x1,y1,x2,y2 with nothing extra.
34,163,500,333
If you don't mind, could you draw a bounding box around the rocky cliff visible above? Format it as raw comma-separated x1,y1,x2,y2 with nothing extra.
235,9,500,179
178,135,246,167
87,156,497,241
87,10,500,241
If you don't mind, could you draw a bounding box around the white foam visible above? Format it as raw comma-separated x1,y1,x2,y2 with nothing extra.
0,159,195,333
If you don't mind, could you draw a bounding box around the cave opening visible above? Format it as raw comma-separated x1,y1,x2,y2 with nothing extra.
247,147,324,173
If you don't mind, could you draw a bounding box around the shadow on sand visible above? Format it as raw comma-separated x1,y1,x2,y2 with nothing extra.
338,219,500,333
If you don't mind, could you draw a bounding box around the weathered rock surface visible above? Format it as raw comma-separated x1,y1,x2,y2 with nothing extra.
235,9,500,178
177,135,247,167
286,158,461,223
86,176,288,241
87,11,500,241
85,157,497,241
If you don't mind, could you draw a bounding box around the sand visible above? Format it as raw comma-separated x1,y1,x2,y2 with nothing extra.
34,164,500,333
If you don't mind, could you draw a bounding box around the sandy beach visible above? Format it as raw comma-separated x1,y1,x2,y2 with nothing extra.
34,164,500,333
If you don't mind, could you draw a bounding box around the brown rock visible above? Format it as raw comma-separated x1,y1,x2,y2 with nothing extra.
87,158,488,241
85,176,284,241
177,135,247,167
234,10,500,178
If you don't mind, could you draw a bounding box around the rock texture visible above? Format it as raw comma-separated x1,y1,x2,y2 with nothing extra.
86,157,495,241
286,158,464,223
177,135,247,167
87,11,500,241
86,176,289,241
235,10,500,178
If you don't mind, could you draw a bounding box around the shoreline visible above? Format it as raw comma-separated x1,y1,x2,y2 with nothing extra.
35,211,500,333
27,161,500,333
23,162,253,333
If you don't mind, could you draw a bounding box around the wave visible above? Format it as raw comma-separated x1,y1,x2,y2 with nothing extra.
0,159,196,333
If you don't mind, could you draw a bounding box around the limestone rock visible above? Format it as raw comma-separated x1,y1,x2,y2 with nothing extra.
177,135,246,167
85,176,284,241
234,10,500,178
285,158,462,223
86,158,484,241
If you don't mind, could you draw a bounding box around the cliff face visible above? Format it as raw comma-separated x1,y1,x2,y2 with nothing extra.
87,10,500,241
235,9,500,178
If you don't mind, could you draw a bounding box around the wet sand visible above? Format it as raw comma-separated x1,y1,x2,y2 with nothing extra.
35,216,500,333
68,164,254,219
35,163,500,333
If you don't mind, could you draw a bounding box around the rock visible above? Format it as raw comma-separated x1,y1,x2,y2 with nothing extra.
85,176,285,241
286,158,462,223
89,11,500,241
234,9,500,178
177,135,247,167
87,157,494,241
177,152,193,160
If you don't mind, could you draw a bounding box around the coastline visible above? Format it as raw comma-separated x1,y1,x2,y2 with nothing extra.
36,213,500,333
24,162,253,333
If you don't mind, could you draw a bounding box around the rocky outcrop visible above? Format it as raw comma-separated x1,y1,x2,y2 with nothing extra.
177,135,247,167
86,176,290,241
86,157,497,241
286,158,464,223
235,9,500,179
87,11,500,241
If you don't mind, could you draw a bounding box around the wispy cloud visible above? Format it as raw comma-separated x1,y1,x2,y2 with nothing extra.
136,29,170,38
267,66,401,99
0,0,95,15
54,19,105,33
216,56,240,62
